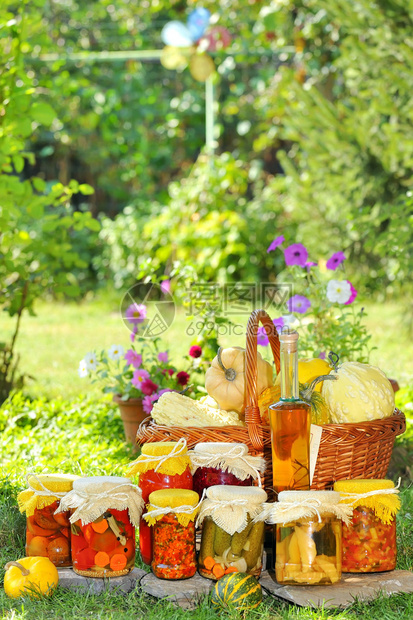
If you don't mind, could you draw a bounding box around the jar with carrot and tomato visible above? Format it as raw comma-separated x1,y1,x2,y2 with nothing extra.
144,488,200,580
128,439,193,565
334,479,400,573
57,476,144,578
188,442,265,497
17,473,80,567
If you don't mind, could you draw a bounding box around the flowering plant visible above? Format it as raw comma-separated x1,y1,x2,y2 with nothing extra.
265,236,373,362
78,302,206,415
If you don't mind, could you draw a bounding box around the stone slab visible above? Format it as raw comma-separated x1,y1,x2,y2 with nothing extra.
58,567,147,594
260,569,413,608
140,572,214,609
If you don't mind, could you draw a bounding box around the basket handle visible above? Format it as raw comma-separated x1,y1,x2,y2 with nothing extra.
245,309,281,450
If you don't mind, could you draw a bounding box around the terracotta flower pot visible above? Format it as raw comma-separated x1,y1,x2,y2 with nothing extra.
113,395,149,446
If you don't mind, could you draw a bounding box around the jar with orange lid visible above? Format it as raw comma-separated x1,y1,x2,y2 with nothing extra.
17,473,80,567
197,486,268,580
144,488,199,580
57,476,144,577
128,438,193,565
263,490,353,585
188,442,265,497
334,479,400,573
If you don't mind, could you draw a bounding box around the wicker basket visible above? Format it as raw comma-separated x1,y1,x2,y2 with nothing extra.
136,309,406,496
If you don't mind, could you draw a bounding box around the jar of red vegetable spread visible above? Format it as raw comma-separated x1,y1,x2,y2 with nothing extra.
128,438,192,565
17,473,80,567
263,490,353,585
144,488,200,580
189,442,265,497
334,479,400,573
57,476,144,578
197,485,268,580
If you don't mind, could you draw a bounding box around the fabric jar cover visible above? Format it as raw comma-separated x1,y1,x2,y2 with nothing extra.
261,490,353,525
188,442,266,482
17,473,80,516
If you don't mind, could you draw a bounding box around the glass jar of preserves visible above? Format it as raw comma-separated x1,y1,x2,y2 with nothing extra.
197,485,268,580
17,473,80,567
189,442,265,497
57,476,144,578
144,488,199,580
128,438,193,565
334,479,400,573
264,490,353,585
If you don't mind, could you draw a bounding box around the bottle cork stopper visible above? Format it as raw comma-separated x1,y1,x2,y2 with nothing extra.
279,328,299,351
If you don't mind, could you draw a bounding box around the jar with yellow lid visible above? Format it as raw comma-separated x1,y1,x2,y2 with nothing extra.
144,488,199,580
263,490,353,585
57,476,144,578
189,442,265,497
17,473,80,567
334,479,400,573
128,438,193,565
197,485,268,580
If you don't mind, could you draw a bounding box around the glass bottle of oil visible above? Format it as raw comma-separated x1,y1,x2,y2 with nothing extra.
269,329,310,497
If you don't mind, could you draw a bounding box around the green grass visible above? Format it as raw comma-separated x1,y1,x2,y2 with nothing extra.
1,297,412,401
1,297,412,618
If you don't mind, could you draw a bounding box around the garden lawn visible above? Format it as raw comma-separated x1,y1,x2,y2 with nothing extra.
0,394,413,620
0,297,412,401
1,297,412,618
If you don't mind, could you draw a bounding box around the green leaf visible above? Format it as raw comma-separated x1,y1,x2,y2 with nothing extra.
79,183,95,195
31,102,56,126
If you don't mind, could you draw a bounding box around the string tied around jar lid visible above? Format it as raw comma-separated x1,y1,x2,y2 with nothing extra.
189,442,266,485
128,437,190,477
261,490,353,526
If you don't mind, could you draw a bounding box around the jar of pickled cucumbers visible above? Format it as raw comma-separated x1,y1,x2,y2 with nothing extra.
334,479,400,573
263,490,353,586
144,488,200,580
197,486,268,580
189,443,265,497
57,476,144,578
128,439,193,565
17,473,80,567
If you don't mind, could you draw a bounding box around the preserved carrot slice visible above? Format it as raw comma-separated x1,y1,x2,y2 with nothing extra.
91,519,108,534
110,553,127,571
203,556,216,571
212,563,225,579
94,551,110,567
224,566,238,574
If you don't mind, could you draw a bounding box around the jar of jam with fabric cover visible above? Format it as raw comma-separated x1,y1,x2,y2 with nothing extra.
17,473,80,567
57,476,144,578
145,488,199,580
189,442,265,497
128,439,193,565
264,490,353,586
198,485,268,580
334,479,400,573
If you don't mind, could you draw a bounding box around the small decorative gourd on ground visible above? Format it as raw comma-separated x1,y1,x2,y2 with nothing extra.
210,572,262,610
205,346,273,414
4,557,59,599
322,355,395,423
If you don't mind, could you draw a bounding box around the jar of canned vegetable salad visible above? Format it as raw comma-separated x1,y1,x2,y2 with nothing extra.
334,479,400,573
57,476,144,577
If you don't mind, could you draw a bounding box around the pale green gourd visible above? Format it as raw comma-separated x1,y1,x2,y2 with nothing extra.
322,360,395,424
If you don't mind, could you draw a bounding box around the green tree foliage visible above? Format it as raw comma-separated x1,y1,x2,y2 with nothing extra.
0,4,99,401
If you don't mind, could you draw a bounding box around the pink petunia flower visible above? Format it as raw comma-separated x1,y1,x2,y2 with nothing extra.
326,251,346,271
318,352,327,360
287,294,311,314
157,388,173,398
284,243,308,267
160,280,171,294
257,326,269,347
305,261,318,272
125,303,147,326
273,317,285,332
140,379,159,396
344,281,358,305
158,351,169,363
189,345,202,358
142,394,158,414
124,349,142,368
176,371,190,386
131,368,149,388
267,235,285,253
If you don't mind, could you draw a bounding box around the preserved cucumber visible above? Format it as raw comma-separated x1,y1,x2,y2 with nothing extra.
199,517,215,563
242,521,265,570
231,518,253,555
214,526,232,556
